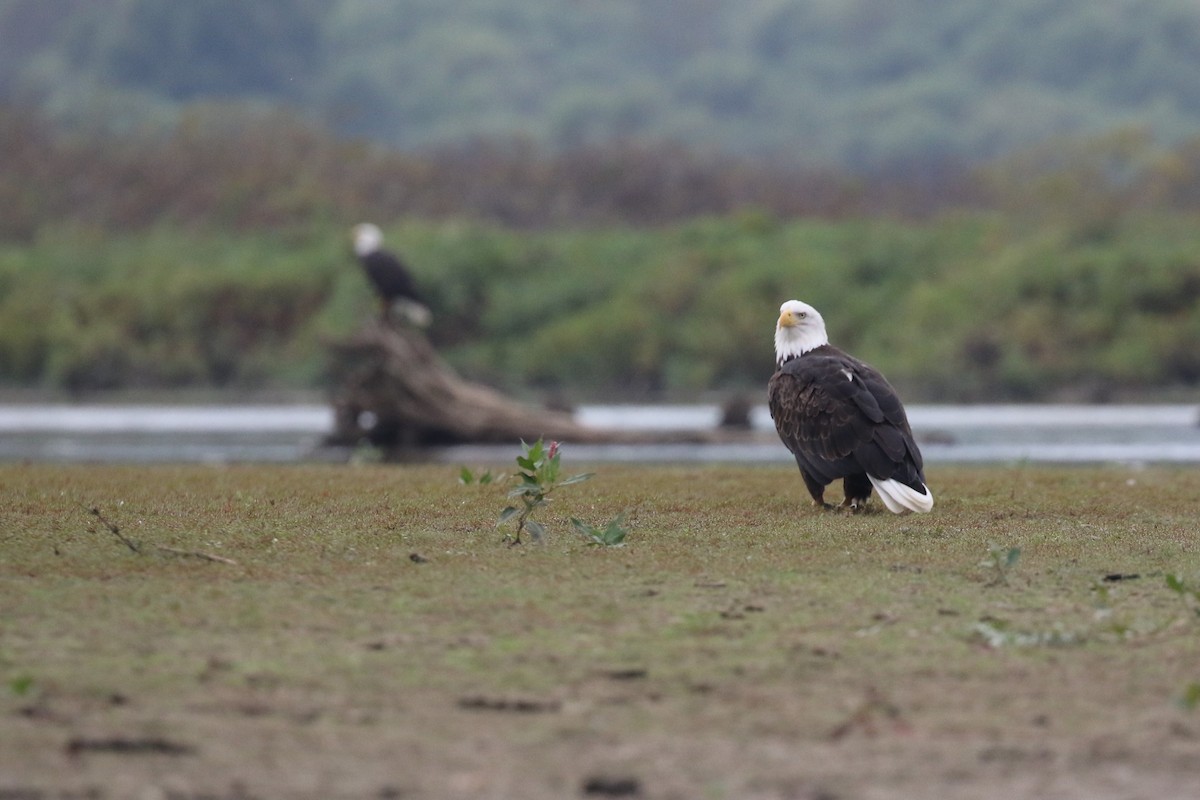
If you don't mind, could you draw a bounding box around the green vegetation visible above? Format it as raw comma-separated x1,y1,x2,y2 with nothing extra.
1165,573,1200,620
3,101,1200,402
3,463,1199,796
0,226,343,392
6,0,1200,168
497,438,594,544
457,465,498,486
572,513,630,548
5,209,1200,401
979,542,1022,586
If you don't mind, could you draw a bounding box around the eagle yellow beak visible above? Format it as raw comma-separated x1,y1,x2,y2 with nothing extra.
778,310,798,328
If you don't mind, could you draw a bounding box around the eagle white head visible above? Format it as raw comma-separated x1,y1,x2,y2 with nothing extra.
352,222,384,257
774,299,830,364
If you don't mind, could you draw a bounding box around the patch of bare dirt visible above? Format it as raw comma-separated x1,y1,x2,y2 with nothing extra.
6,677,1200,800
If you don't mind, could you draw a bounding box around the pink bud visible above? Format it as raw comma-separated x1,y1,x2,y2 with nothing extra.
547,441,559,459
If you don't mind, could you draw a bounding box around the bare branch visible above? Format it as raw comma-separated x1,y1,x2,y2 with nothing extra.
153,545,238,566
85,505,140,553
83,505,236,565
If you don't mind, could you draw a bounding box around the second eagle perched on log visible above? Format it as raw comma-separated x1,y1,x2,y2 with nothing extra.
351,223,432,327
768,300,933,514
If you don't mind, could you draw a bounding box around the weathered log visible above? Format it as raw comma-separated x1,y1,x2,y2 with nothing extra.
325,323,728,451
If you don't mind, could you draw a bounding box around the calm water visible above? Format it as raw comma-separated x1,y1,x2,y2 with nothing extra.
1,403,1199,464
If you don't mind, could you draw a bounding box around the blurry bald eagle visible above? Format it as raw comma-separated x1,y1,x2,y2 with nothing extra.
351,223,432,327
768,300,933,514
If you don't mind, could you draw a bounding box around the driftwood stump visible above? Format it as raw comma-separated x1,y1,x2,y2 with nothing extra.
326,323,726,453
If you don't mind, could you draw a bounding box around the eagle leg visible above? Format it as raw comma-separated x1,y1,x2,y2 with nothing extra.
800,470,834,510
840,474,874,513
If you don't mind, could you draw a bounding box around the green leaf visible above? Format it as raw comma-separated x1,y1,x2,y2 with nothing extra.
559,472,594,486
1166,574,1185,594
602,519,628,545
508,483,542,501
458,466,474,485
572,513,628,546
525,519,546,542
497,506,520,527
598,513,629,545
1004,547,1021,569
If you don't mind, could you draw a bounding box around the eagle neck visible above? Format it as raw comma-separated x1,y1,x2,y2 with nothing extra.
775,329,829,366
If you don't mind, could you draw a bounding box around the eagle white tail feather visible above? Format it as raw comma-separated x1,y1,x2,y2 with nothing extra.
394,299,433,328
868,476,934,514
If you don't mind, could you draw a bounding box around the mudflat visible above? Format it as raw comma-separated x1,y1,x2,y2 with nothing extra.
3,462,1198,799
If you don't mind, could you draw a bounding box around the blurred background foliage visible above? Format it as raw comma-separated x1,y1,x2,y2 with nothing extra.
3,1,1200,402
5,0,1200,169
3,110,1200,402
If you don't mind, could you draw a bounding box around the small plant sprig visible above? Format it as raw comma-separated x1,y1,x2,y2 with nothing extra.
1165,573,1200,620
971,618,1080,648
572,513,629,547
497,439,593,545
980,542,1021,586
458,466,498,485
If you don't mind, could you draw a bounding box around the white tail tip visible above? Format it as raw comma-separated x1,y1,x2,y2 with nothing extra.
868,476,934,514
395,300,433,328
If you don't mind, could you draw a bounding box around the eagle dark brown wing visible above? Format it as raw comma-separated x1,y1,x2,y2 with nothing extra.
768,345,925,493
361,249,425,305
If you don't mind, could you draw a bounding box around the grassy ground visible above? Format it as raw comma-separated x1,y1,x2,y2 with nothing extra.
2,461,1199,799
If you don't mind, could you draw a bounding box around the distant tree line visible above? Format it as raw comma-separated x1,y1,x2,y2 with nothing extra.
0,104,970,241
8,105,1200,243
4,0,1200,170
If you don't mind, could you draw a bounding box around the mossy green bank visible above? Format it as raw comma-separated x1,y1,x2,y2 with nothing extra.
5,213,1200,400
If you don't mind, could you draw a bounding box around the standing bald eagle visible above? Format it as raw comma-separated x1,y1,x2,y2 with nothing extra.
768,300,933,514
351,223,432,327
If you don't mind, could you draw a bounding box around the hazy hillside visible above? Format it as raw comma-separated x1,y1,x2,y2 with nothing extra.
4,0,1200,169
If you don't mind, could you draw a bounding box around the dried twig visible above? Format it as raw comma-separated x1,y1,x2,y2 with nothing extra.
86,505,140,553
153,545,238,566
84,505,236,565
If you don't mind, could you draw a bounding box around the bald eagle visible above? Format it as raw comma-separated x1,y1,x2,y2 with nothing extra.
351,223,432,327
768,300,933,514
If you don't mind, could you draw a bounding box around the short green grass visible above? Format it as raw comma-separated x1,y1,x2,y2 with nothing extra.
2,462,1199,799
